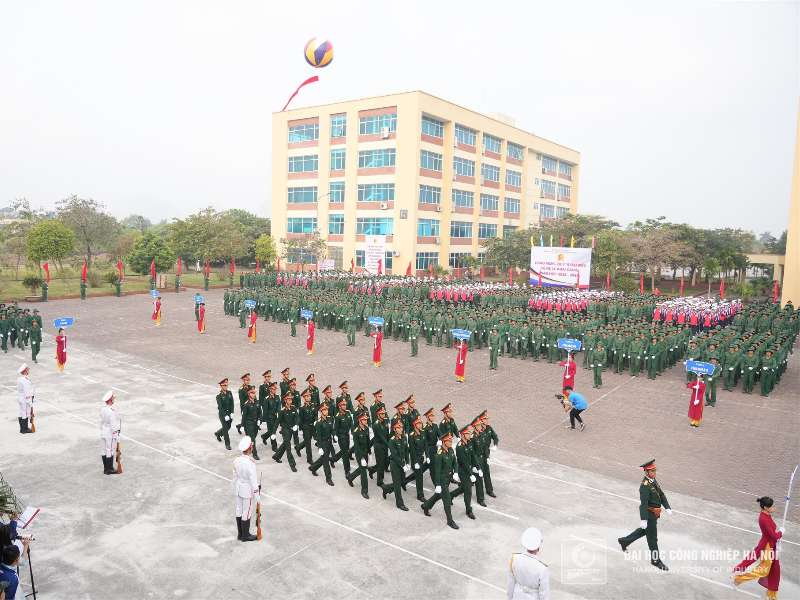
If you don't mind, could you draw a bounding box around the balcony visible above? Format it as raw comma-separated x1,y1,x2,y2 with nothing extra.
421,133,444,146
450,237,472,246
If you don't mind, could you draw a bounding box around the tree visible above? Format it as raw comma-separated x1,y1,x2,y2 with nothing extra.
56,195,119,266
627,224,692,292
254,234,277,267
481,228,534,269
2,198,43,278
26,220,75,267
592,229,633,279
703,257,720,296
223,209,270,258
168,208,251,263
127,231,176,275
114,230,142,259
280,232,327,269
538,214,619,248
121,214,152,233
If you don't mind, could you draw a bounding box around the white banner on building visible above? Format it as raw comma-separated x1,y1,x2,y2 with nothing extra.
318,259,335,271
530,246,592,288
364,235,386,274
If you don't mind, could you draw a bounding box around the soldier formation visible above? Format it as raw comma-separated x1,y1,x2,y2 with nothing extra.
215,368,500,531
0,305,43,364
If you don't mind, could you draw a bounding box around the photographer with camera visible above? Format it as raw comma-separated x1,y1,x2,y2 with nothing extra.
0,544,20,599
556,386,588,431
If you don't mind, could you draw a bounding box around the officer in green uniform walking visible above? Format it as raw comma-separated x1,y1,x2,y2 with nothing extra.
369,405,390,488
449,424,477,520
404,415,428,502
489,326,501,370
29,320,42,363
617,459,671,571
242,387,261,460
421,431,459,530
309,402,335,486
381,419,410,511
214,378,234,450
271,393,298,472
331,397,353,476
409,317,421,357
346,411,372,499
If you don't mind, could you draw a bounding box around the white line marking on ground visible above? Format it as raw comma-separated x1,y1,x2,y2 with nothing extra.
254,542,311,577
527,376,636,444
493,460,799,547
178,409,205,419
82,376,99,384
37,397,505,595
111,386,129,394
422,486,519,521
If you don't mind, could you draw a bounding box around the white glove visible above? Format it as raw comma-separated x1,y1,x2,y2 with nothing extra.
453,473,460,483
224,415,230,421
436,439,442,448
414,463,420,470
665,509,672,516
478,469,484,477
693,399,699,406
229,413,235,420
778,527,785,534
749,367,753,370
425,456,430,464
318,448,324,456
271,434,277,441
729,367,733,370
470,475,476,483
360,459,367,467
403,464,411,473
292,425,298,431
258,420,262,426
434,486,442,494
472,467,478,474
590,364,594,368
333,436,338,444
639,520,648,529
565,374,571,379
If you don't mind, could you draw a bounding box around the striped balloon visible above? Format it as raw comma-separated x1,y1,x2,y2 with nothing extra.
304,38,334,68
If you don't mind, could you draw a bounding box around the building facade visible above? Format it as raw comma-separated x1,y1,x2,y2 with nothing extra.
271,91,580,273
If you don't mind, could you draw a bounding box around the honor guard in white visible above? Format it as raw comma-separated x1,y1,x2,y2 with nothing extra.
233,437,259,542
100,391,121,475
507,527,550,600
16,363,34,434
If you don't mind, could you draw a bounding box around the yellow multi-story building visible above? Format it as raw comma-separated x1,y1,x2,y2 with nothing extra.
271,91,580,273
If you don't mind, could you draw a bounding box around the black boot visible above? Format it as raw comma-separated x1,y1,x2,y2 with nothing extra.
236,517,243,540
651,559,668,571
215,431,222,443
466,510,476,520
19,418,26,433
240,519,257,542
447,520,460,530
103,456,114,475
617,537,629,552
102,455,108,474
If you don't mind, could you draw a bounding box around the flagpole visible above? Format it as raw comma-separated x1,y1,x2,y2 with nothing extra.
779,465,798,555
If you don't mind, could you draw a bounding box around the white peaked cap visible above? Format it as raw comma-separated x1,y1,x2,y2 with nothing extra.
102,390,115,403
521,527,543,551
238,437,252,452
18,363,28,374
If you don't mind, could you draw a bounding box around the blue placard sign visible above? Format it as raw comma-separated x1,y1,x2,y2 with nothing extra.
686,360,715,376
368,316,384,327
558,338,582,352
150,289,160,298
53,317,74,329
300,309,313,319
450,328,472,340
244,299,256,309
194,294,204,303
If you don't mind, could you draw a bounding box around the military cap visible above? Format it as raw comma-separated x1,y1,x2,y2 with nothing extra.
306,373,315,382
373,388,383,396
336,397,346,406
412,415,422,426
268,381,277,388
376,405,387,415
262,370,271,377
218,377,229,385
394,401,405,410
322,384,332,393
301,388,311,397
282,392,294,401
459,425,472,436
355,392,366,402
640,459,657,470
424,407,435,417
241,373,250,379
357,411,369,421
289,377,296,384
281,368,290,375
405,394,414,402
442,403,453,413
339,381,348,388
439,431,453,442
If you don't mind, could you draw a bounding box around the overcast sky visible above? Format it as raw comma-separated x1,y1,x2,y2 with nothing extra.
1,1,797,234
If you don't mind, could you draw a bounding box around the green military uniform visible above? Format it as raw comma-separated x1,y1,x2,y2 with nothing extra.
489,327,501,370
331,404,354,476
214,383,234,450
421,433,459,529
409,319,421,357
242,395,261,460
29,322,42,363
705,362,721,406
309,409,335,484
272,399,298,470
742,350,758,394
369,413,390,488
449,429,476,519
381,429,410,510
590,345,606,388
346,415,372,498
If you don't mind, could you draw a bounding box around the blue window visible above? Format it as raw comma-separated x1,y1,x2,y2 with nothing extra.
330,114,347,138
330,149,346,171
449,252,470,268
450,221,472,238
417,218,440,237
454,124,476,146
539,204,555,219
357,183,395,202
329,182,345,203
329,214,344,235
287,186,317,203
504,197,520,214
288,155,318,173
358,149,396,168
288,123,319,143
503,225,518,236
453,156,475,177
355,250,365,267
507,142,524,161
480,194,499,211
542,156,557,173
559,162,572,179
287,217,317,234
359,113,397,135
483,134,501,154
420,150,442,171
540,180,556,197
557,183,571,200
384,251,393,271
418,185,441,205
452,189,474,208
478,223,497,239
506,170,522,187
556,207,570,218
421,116,444,138
481,163,500,183
356,217,394,235
416,252,439,270
287,248,317,264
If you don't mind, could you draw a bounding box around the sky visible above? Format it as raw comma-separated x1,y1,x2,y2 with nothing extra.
0,0,797,234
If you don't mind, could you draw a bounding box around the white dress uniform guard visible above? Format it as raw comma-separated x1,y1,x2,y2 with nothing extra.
233,437,259,542
507,527,550,600
100,391,121,475
16,363,34,434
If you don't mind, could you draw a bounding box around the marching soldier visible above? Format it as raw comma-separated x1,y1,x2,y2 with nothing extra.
421,431,459,529
617,459,671,571
235,373,251,435
369,389,386,424
405,415,428,502
381,419,411,511
489,325,501,370
331,397,354,477
29,321,41,363
271,393,298,472
369,405,390,488
440,403,459,441
279,367,291,398
100,391,121,475
297,389,317,464
450,424,477,520
233,437,259,542
214,378,234,450
336,381,354,413
475,411,498,498
423,408,439,472
260,381,281,451
590,343,605,388
242,387,260,460
346,411,372,499
305,373,320,408
309,402,335,486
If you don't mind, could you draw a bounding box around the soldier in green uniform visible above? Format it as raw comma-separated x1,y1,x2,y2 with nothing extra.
404,415,428,502
760,349,777,397
29,320,42,364
645,337,659,380
214,378,234,451
235,373,251,435
628,335,644,377
260,381,281,452
336,381,354,413
271,393,298,472
331,397,354,477
242,387,261,460
742,348,758,394
369,406,390,488
488,325,501,370
369,389,386,424
381,420,410,511
421,431,459,530
346,411,372,499
297,390,317,465
409,317,420,357
449,424,477,520
723,346,740,391
476,411,498,498
590,343,606,388
305,373,320,408
309,402,335,486
0,311,9,353
423,408,439,477
704,357,721,406
617,459,671,571
345,310,357,346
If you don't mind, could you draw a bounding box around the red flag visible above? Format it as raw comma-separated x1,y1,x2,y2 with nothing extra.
559,235,564,247
81,259,87,283
773,280,780,303
591,235,596,249
508,267,513,285
679,275,685,296
117,259,124,281
149,258,156,281
43,262,51,283
639,272,644,294
606,271,611,290
203,259,210,277
229,257,235,274
719,278,725,299
255,259,261,274
405,262,412,276
479,266,485,281
276,258,281,272
377,259,383,275
176,258,182,276
575,271,580,288
281,75,320,111
538,270,542,287
350,258,355,273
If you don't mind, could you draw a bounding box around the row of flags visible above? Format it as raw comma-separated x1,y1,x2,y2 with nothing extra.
530,234,596,249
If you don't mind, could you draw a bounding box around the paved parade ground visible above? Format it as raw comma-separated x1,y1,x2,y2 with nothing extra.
1,289,798,599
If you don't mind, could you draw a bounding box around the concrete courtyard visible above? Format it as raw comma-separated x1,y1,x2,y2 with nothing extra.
1,289,798,599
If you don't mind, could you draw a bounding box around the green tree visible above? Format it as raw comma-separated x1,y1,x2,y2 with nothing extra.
127,231,176,275
539,214,619,249
254,234,277,267
2,198,43,278
26,220,75,268
57,195,119,266
280,232,327,270
592,229,633,280
121,214,152,233
168,208,250,263
482,228,533,269
223,209,270,258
